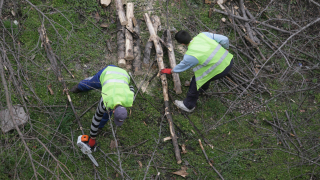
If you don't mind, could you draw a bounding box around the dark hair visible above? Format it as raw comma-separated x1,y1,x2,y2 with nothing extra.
175,30,191,44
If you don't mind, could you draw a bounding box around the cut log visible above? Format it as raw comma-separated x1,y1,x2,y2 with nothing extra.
115,0,128,26
124,3,134,61
133,19,143,75
101,0,111,7
163,30,182,94
142,15,161,68
117,18,126,68
144,13,182,164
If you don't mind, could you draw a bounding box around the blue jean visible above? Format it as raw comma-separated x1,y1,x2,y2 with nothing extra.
78,65,116,128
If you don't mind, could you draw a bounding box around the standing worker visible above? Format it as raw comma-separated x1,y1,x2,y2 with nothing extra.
161,31,233,112
70,65,134,147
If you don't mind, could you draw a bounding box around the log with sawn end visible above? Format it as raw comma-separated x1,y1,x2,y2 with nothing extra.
124,2,134,63
115,0,128,26
144,13,182,164
163,29,182,94
117,17,126,68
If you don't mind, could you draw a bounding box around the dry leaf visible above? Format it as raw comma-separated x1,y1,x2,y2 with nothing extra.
221,18,226,22
110,140,116,150
217,0,227,4
255,68,259,74
11,10,16,16
172,166,188,178
93,12,100,22
137,161,143,168
100,23,109,28
181,144,187,154
47,84,54,95
163,136,172,142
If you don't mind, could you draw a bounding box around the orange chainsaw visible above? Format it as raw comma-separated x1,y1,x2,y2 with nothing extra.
77,135,99,166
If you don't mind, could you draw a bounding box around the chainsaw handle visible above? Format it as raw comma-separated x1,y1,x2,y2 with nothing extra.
81,135,89,142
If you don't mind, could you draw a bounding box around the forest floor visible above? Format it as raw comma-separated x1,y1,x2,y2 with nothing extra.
1,0,320,179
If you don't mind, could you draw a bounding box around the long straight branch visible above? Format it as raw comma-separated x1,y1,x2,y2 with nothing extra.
0,56,38,180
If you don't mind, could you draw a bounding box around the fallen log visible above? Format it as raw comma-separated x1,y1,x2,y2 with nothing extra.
115,0,128,26
144,13,182,164
133,19,143,75
124,3,134,62
142,15,161,68
117,17,126,68
163,30,182,94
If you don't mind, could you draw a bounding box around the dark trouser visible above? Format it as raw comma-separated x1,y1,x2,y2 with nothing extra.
183,59,234,109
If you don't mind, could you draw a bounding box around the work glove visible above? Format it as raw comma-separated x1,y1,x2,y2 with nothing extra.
160,68,172,75
129,85,135,93
88,138,96,148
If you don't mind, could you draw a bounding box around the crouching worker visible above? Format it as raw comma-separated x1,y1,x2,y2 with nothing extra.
70,65,134,147
161,31,233,112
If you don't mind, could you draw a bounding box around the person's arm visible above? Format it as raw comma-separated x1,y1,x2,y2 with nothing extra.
90,97,107,139
172,55,199,73
202,32,229,49
213,34,229,49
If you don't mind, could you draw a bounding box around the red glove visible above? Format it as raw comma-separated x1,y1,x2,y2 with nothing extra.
88,138,96,148
160,68,172,75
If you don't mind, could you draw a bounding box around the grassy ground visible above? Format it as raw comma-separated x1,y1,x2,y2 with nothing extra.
1,0,320,179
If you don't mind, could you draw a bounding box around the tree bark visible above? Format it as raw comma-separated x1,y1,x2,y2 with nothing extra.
144,13,182,164
124,3,134,62
142,15,161,68
163,30,182,94
133,19,143,75
117,18,126,68
115,0,128,26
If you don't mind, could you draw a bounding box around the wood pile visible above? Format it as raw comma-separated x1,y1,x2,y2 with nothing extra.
114,1,183,164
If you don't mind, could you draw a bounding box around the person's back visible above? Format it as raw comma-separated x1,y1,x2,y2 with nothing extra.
160,30,234,112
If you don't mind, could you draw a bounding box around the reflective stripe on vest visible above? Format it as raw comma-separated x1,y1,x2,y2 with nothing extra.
103,79,128,86
193,44,222,72
100,66,133,109
185,33,233,90
105,71,130,82
195,50,229,82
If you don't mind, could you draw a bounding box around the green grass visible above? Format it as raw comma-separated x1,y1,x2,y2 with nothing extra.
1,0,319,179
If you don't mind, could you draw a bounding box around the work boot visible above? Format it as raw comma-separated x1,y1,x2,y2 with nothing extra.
70,84,81,93
174,100,195,113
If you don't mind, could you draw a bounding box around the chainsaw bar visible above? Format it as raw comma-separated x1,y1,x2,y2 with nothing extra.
87,154,99,166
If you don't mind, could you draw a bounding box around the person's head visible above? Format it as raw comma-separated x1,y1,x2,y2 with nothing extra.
175,30,192,45
113,105,127,126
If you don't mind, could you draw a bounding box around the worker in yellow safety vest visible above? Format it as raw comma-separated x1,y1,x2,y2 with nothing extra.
160,30,233,112
70,65,134,147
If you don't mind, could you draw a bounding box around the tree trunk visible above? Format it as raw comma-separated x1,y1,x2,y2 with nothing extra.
117,18,126,68
133,19,143,75
144,13,182,164
124,3,134,62
115,0,128,26
142,15,161,68
163,30,182,94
